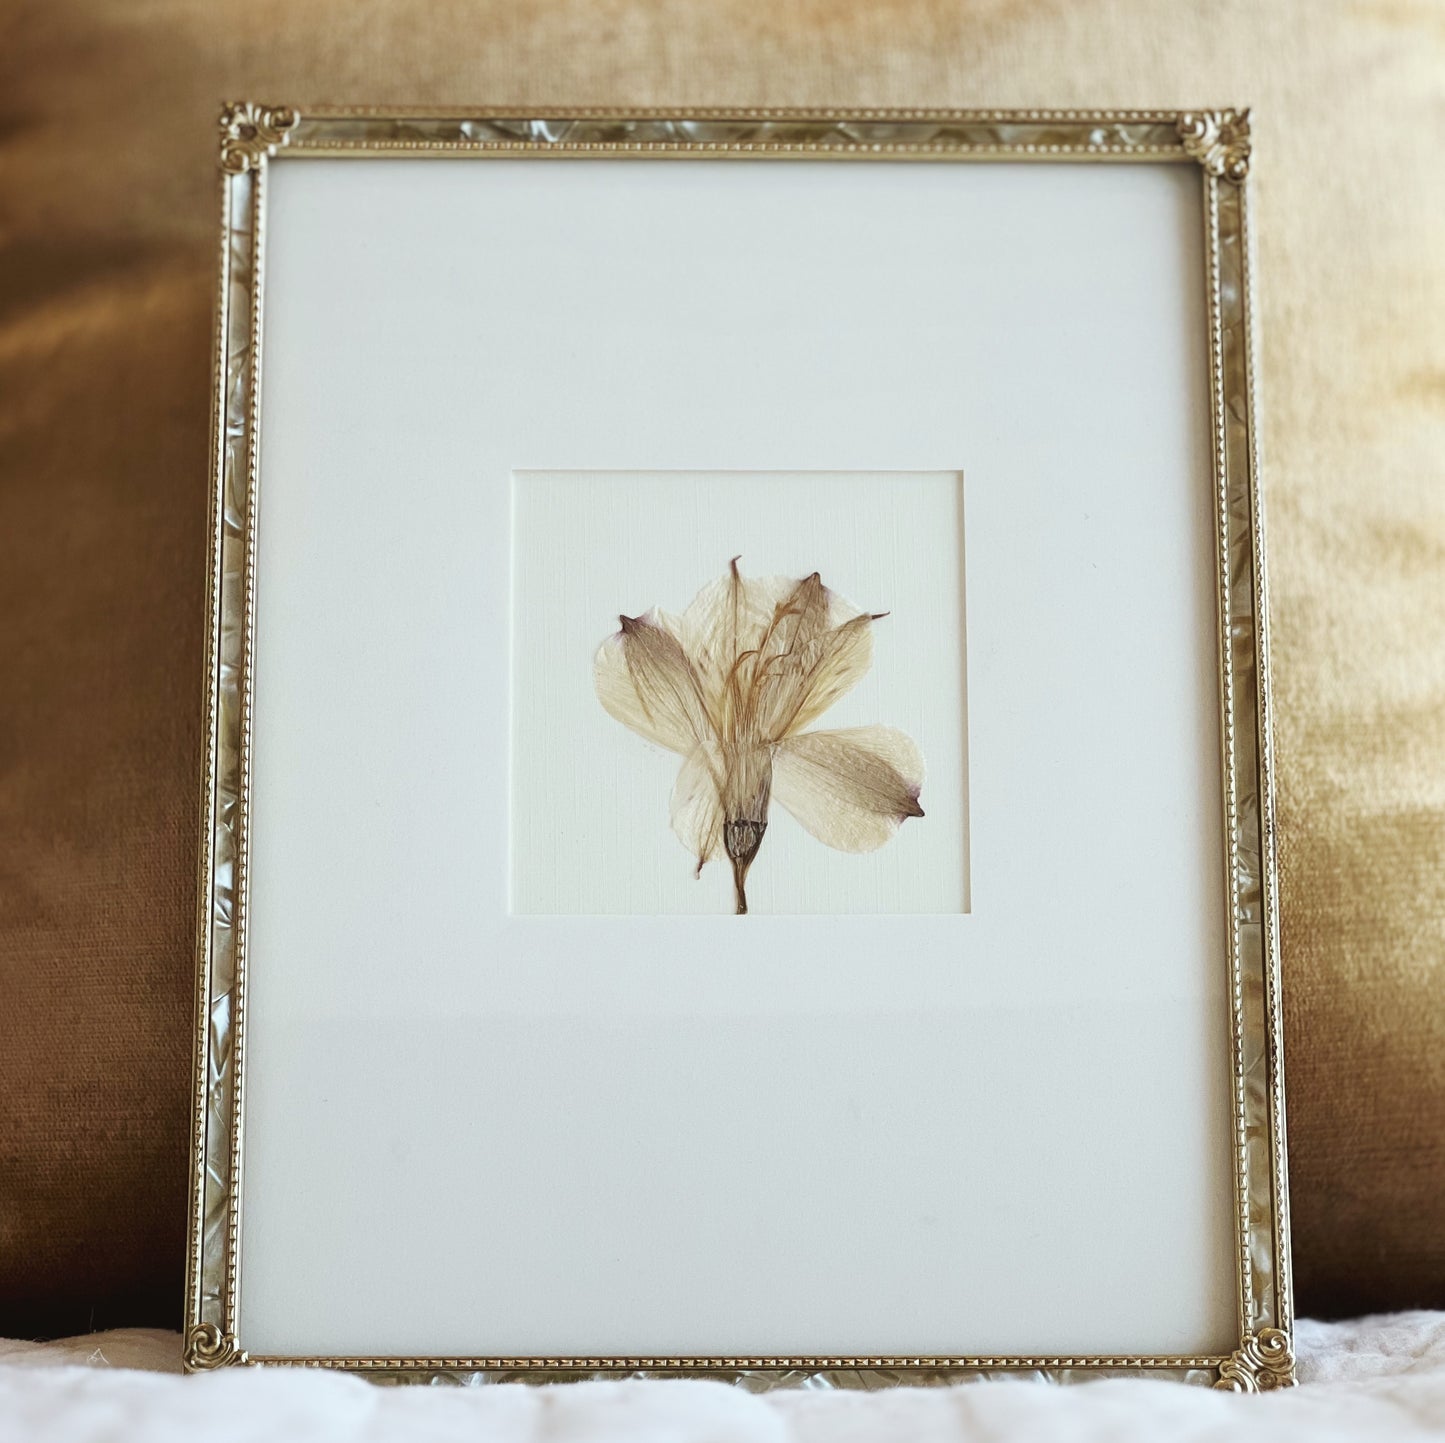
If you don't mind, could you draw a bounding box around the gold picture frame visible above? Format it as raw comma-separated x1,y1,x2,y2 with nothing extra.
185,105,1291,1389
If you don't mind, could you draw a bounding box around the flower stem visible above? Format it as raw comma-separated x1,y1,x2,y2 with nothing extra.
724,817,765,916
732,860,749,915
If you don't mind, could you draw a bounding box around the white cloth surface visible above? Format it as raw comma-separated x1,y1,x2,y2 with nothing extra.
3,1315,1445,1441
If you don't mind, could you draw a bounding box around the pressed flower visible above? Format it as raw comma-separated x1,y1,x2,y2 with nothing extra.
595,559,925,914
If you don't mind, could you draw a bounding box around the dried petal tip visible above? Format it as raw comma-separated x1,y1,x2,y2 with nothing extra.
618,613,639,633
905,795,925,819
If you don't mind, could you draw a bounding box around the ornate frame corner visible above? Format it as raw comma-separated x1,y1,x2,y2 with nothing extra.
183,1323,250,1373
219,101,300,174
1216,1328,1296,1392
187,106,1290,1389
1177,109,1251,181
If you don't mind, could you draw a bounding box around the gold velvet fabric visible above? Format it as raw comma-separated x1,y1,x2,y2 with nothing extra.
1,0,1441,1336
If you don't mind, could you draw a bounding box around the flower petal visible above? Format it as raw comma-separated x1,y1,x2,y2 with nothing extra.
670,743,725,873
764,571,833,657
678,561,791,657
676,561,796,722
772,725,924,853
758,611,875,740
593,612,710,754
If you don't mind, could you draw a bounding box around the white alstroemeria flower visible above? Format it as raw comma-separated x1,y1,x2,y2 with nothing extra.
595,559,925,914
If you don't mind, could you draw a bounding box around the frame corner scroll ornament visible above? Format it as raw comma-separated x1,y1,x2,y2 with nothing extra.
1177,109,1251,182
183,1322,249,1372
220,101,299,174
1215,1328,1296,1392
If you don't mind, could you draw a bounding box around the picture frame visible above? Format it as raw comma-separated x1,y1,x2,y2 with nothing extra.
185,105,1292,1390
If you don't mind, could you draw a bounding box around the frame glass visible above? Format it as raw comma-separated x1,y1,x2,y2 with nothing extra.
185,105,1291,1390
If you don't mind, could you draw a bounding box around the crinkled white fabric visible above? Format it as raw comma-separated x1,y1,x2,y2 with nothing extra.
3,1315,1445,1442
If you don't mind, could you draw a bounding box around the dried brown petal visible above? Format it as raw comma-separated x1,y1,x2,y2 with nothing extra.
757,612,876,741
676,562,795,729
772,725,924,853
593,611,710,754
670,742,725,873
